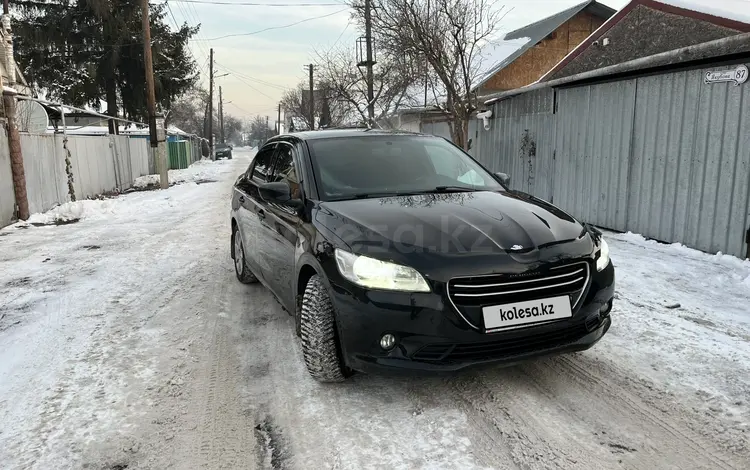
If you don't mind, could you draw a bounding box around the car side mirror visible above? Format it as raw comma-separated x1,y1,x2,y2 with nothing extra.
495,172,511,185
259,182,303,208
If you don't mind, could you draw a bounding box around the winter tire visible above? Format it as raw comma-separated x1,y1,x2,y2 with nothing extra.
233,228,259,284
300,275,346,382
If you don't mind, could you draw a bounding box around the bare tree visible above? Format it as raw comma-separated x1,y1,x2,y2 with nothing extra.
314,46,422,127
280,82,350,130
354,0,508,148
249,115,273,143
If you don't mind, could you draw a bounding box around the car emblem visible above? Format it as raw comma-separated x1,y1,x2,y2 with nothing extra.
511,245,523,251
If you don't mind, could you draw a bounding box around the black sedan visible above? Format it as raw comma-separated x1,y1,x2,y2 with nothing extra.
230,130,614,382
215,142,233,159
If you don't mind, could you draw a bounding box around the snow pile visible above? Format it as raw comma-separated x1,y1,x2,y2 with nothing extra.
618,231,750,272
133,158,231,189
603,229,750,425
24,199,117,225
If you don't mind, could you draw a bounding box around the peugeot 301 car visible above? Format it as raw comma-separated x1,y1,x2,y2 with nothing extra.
230,129,614,382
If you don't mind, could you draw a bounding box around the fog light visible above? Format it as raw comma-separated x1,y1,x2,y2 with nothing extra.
600,300,612,316
380,334,396,350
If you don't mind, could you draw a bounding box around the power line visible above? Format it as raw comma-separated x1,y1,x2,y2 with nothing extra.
172,0,212,69
227,101,253,115
330,20,351,49
230,73,274,98
170,0,213,82
166,2,208,82
196,8,349,41
215,62,288,91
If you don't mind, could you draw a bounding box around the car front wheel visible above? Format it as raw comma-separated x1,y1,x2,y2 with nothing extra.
233,228,258,284
300,275,346,382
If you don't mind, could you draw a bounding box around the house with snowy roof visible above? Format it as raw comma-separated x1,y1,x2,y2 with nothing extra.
539,0,750,82
473,0,616,95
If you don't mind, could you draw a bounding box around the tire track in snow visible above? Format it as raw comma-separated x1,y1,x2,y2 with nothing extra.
550,354,745,469
184,249,260,469
404,377,519,469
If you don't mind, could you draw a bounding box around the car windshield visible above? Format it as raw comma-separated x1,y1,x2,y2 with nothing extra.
216,143,230,150
307,135,503,200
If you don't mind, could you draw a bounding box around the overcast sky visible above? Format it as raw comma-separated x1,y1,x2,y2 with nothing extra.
166,0,630,123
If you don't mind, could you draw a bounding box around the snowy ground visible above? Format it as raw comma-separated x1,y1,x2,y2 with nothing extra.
132,157,232,190
0,149,748,469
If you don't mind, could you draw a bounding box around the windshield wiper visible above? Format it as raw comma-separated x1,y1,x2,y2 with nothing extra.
418,186,479,193
344,187,478,200
351,191,415,199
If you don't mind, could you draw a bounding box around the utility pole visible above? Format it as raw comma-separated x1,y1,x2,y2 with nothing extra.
140,0,167,189
308,64,314,130
208,48,214,156
277,103,281,134
1,0,29,219
364,0,375,123
219,86,224,143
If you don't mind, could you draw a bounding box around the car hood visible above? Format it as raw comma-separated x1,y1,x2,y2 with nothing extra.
316,191,586,259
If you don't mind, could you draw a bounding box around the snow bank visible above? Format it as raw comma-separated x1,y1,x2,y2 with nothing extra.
617,231,750,271
24,199,117,225
133,158,232,189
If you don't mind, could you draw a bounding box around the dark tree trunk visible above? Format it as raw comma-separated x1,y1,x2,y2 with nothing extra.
106,79,119,135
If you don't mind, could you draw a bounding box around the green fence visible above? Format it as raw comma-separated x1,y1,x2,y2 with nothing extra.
168,141,190,169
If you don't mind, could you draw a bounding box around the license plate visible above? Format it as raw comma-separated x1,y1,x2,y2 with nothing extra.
482,296,572,331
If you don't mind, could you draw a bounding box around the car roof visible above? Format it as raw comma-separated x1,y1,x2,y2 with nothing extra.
269,128,434,142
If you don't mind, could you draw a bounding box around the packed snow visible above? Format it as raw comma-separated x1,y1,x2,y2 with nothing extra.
0,150,748,468
132,157,235,189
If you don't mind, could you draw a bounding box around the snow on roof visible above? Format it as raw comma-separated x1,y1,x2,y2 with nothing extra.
471,1,616,91
538,0,750,82
658,0,750,24
473,37,532,91
167,125,189,136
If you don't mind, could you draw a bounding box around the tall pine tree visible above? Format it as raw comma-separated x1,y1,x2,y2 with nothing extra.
14,0,198,125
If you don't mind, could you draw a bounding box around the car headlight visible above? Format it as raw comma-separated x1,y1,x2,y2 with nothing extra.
595,239,610,271
334,249,430,292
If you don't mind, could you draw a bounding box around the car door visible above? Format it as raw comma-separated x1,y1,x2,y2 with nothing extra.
260,142,302,310
237,143,277,278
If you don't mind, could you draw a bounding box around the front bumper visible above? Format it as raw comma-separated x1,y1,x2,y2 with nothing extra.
329,261,615,375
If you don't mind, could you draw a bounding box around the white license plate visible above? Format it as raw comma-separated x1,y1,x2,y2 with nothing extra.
482,296,572,331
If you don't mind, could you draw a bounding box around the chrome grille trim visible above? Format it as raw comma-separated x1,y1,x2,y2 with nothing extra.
446,261,591,332
453,268,584,289
453,277,585,297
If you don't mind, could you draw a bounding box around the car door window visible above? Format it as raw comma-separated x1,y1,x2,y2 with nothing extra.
250,145,276,183
270,144,301,199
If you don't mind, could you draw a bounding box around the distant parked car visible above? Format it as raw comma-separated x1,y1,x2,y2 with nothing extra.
215,142,233,159
230,130,614,382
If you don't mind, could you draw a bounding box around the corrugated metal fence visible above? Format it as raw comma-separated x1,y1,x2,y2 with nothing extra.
477,63,750,258
0,131,13,227
1,133,152,225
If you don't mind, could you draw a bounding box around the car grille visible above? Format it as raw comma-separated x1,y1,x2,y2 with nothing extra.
447,261,590,331
412,322,590,363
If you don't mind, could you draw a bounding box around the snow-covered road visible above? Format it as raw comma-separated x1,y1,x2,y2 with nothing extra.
1,149,749,469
